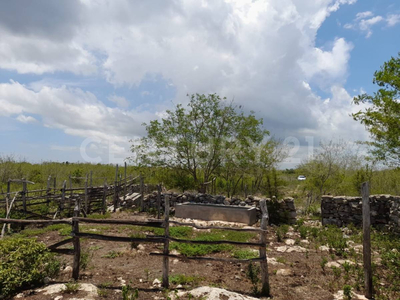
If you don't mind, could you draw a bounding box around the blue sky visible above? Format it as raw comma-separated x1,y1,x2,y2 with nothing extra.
0,0,399,167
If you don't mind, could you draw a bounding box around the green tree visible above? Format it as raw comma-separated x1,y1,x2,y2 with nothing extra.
353,53,400,166
130,93,268,188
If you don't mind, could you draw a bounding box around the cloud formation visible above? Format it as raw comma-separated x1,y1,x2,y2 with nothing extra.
0,0,377,164
344,10,400,37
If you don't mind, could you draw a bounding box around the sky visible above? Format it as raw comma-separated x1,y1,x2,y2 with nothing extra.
0,0,399,167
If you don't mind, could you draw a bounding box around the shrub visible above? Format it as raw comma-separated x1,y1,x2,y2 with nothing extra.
63,282,80,294
0,238,60,297
276,225,289,242
343,285,352,300
299,226,308,239
246,263,260,295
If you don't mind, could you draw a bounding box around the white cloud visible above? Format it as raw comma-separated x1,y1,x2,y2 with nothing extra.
0,81,156,161
386,14,400,27
345,11,399,37
355,11,373,20
0,0,372,165
16,114,37,124
108,95,129,108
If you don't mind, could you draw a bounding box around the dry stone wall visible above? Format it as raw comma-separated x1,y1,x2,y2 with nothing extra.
136,192,297,224
321,195,400,234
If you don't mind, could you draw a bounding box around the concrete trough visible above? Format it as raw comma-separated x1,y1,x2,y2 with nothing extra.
175,202,258,225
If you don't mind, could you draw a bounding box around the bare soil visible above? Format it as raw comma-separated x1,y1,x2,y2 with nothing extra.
13,212,349,300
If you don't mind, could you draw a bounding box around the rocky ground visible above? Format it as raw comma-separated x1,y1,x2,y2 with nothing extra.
10,211,394,300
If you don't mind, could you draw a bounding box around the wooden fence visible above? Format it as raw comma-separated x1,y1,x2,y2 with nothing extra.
0,174,143,220
0,196,271,296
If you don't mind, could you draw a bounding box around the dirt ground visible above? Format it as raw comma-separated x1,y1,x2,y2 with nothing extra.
12,212,362,300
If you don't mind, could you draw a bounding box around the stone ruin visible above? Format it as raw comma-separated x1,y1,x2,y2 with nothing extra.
123,190,297,224
321,195,400,234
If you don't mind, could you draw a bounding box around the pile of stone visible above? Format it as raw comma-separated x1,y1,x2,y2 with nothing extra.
321,195,400,234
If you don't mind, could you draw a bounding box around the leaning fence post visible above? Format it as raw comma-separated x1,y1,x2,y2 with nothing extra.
46,176,51,208
140,175,144,212
60,180,66,215
259,199,270,297
102,179,107,215
124,162,127,203
84,174,89,214
157,184,162,219
362,182,372,298
22,178,27,217
113,164,119,212
6,180,10,216
162,194,170,289
72,205,81,280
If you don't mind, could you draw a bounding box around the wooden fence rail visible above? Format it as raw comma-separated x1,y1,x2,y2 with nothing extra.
0,197,271,296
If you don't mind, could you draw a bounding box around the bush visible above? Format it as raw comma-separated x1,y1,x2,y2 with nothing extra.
276,224,289,242
0,238,60,297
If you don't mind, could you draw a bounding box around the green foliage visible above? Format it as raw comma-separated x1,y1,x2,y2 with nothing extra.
131,93,275,192
103,250,122,259
19,224,70,237
80,249,92,270
331,266,342,279
170,274,202,286
63,282,80,294
0,238,60,297
130,232,146,249
343,284,352,300
299,226,308,239
153,226,193,238
170,229,256,257
320,256,328,272
122,285,139,300
276,224,289,242
231,249,258,260
246,262,260,295
353,53,400,166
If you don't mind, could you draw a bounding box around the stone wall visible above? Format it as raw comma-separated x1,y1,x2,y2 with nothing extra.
321,195,400,234
136,192,297,224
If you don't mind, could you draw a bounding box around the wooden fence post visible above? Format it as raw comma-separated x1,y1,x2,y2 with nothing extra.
157,184,162,219
22,179,27,217
114,165,119,212
60,180,66,215
102,179,107,215
140,175,144,212
6,180,10,216
259,199,270,297
72,205,81,280
124,162,127,203
362,182,373,299
84,174,89,214
69,175,73,196
162,194,170,289
46,176,51,208
90,171,93,188
6,180,10,232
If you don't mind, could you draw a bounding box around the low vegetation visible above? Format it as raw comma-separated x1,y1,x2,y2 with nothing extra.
0,238,60,298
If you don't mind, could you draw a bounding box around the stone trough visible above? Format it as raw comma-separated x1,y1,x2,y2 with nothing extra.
175,202,258,225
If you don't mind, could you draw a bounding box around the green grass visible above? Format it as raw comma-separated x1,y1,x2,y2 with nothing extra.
231,249,258,260
19,224,71,237
170,229,256,257
87,212,111,219
102,250,122,259
170,274,203,286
